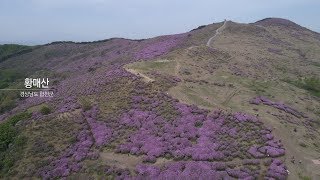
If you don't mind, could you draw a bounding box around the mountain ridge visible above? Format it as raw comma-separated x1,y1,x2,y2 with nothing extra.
3,17,318,47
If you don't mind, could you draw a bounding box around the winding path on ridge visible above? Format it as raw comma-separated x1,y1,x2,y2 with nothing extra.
206,20,227,47
120,19,320,179
126,68,154,83
125,20,228,82
178,20,228,78
205,20,319,179
206,20,241,106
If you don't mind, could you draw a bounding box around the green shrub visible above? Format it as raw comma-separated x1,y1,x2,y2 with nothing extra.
0,112,30,175
0,69,23,113
0,135,27,175
0,69,23,89
299,142,307,148
284,77,320,97
40,106,51,115
0,112,31,152
0,124,15,152
303,77,320,94
80,98,92,111
194,121,203,128
298,172,312,180
0,98,15,113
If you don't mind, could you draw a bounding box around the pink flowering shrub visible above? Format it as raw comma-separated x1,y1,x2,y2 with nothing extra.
250,96,305,118
248,145,266,158
83,105,113,147
113,88,287,179
7,33,289,179
38,104,112,179
39,129,93,179
265,159,288,180
56,96,80,113
133,161,260,179
134,34,187,60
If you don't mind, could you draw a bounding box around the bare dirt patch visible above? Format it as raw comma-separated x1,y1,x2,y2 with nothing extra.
126,68,154,83
100,151,143,171
312,159,320,165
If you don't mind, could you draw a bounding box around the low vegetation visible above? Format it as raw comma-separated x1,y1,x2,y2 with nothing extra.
0,69,24,113
79,98,92,111
0,44,33,63
0,112,31,176
40,105,52,115
0,69,23,89
285,77,320,97
301,77,320,97
0,18,319,179
0,91,19,114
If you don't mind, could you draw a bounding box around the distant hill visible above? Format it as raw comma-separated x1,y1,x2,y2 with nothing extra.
0,44,35,63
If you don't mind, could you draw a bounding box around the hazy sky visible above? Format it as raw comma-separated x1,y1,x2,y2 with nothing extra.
1,0,319,45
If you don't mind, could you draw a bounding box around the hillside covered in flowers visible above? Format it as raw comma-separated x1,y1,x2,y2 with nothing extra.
0,18,319,179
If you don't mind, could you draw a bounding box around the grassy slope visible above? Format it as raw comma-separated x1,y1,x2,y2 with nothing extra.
0,112,32,177
126,21,320,179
